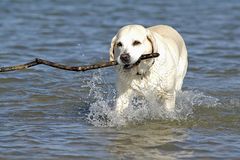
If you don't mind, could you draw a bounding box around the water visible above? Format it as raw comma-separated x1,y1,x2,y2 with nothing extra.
0,0,240,159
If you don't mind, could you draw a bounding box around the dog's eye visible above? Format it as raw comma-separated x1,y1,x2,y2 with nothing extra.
116,42,123,47
132,40,141,46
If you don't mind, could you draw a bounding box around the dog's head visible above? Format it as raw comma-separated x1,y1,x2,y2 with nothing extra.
109,25,158,69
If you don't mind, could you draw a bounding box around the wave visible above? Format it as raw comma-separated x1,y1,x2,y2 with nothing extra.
82,71,220,127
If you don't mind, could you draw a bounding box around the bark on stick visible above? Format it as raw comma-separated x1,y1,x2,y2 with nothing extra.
0,53,159,72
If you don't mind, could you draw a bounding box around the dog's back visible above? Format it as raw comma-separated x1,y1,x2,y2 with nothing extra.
148,25,184,53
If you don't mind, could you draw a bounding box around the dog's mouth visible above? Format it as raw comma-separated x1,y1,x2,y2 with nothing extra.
123,64,134,69
123,59,141,70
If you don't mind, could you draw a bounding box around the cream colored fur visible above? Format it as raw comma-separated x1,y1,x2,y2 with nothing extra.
109,25,188,113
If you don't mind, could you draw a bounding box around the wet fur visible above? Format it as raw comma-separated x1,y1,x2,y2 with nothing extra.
109,25,188,113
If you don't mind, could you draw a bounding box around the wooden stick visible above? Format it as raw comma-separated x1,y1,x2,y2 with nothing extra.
0,53,159,72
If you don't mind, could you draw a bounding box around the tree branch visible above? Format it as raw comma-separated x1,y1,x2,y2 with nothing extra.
0,53,159,72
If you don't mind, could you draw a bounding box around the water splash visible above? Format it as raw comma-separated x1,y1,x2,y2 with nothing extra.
84,72,220,127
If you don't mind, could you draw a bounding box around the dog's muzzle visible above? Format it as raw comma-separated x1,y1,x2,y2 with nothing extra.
119,53,138,69
123,59,141,69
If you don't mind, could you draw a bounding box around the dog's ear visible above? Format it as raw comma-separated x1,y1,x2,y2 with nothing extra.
147,30,158,53
109,35,117,61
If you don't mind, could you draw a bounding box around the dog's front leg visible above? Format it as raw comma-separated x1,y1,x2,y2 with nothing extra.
115,88,133,114
163,91,176,112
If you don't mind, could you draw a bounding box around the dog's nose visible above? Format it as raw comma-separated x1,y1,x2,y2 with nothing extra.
120,53,130,64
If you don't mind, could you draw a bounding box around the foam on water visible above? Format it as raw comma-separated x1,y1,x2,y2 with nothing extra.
85,72,220,127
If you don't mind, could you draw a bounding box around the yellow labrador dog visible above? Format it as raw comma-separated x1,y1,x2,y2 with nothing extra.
109,25,188,114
